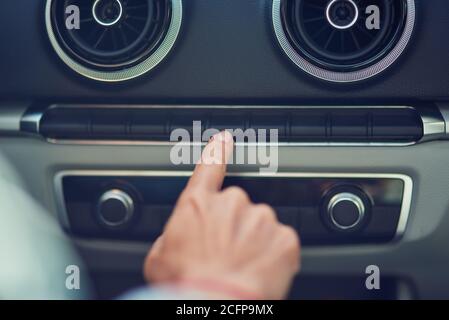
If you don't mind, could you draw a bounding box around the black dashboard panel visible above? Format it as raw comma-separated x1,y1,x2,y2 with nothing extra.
1,0,449,103
60,173,409,246
26,105,424,143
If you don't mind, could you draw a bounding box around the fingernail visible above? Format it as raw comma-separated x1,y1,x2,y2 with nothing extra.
201,131,234,165
214,130,233,143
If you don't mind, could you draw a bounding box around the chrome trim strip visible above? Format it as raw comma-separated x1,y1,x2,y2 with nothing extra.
54,170,413,241
437,104,449,135
0,104,30,133
20,109,44,134
272,0,416,83
46,139,416,147
419,107,446,141
45,0,183,82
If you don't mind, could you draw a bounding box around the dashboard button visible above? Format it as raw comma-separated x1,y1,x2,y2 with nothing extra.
91,111,128,136
331,112,368,138
290,112,327,139
322,187,370,232
96,189,135,228
327,192,365,230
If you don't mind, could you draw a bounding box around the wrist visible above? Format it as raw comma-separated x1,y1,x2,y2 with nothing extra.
172,276,264,300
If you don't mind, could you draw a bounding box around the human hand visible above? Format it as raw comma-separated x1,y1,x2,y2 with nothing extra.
144,131,301,299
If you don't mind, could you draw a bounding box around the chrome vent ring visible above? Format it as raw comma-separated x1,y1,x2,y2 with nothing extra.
273,0,416,83
45,0,183,82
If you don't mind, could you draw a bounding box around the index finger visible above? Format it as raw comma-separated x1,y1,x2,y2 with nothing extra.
185,130,234,192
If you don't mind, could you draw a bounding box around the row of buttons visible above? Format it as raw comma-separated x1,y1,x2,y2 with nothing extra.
38,107,423,143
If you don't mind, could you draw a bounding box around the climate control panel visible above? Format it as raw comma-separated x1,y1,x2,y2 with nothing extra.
56,171,412,246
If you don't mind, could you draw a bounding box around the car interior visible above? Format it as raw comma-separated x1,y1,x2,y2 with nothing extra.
1,0,449,300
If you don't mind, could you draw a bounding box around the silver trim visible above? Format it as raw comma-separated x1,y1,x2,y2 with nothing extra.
54,170,413,241
21,109,43,133
272,0,416,83
326,0,359,30
438,104,449,135
92,0,123,27
46,139,415,147
0,104,30,133
420,107,446,142
97,189,135,227
45,0,183,82
327,192,365,230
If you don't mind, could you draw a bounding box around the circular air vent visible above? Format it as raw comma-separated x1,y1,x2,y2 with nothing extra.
273,0,415,82
46,0,182,82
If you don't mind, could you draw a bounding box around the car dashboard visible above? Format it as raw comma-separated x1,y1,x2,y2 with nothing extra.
1,0,449,299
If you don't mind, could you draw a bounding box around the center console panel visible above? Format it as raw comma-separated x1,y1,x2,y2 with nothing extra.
57,171,412,246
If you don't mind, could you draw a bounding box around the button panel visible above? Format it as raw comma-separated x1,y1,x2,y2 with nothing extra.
26,106,424,144
58,172,412,246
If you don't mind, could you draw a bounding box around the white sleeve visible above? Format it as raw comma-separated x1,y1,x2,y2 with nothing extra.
0,153,90,299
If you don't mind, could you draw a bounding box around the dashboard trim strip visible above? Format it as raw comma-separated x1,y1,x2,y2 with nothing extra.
20,104,446,147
